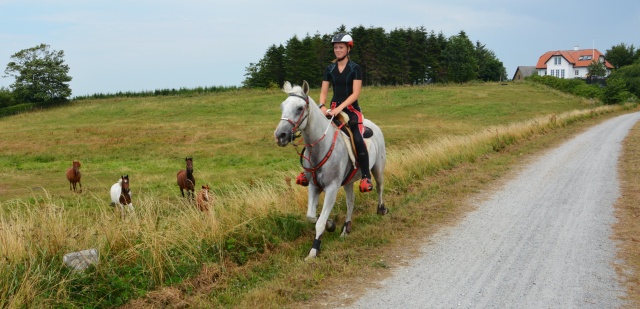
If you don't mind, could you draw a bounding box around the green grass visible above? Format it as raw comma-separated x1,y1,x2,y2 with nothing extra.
1,83,587,202
0,81,628,308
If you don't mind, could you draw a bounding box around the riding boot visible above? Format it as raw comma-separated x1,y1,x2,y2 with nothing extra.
356,148,373,193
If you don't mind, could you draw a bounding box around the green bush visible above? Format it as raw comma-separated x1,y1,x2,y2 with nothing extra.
527,75,604,100
601,78,628,104
0,88,15,108
0,103,34,117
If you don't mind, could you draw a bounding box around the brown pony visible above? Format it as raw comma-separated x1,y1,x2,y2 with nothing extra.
66,160,82,193
196,184,213,211
177,157,195,199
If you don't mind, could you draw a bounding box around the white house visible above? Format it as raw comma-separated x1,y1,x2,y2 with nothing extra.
535,47,613,79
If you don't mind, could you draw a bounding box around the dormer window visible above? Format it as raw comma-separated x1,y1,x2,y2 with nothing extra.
554,57,562,65
578,55,592,61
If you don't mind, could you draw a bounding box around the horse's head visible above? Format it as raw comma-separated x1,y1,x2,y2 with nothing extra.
72,160,81,171
185,157,193,173
275,81,311,147
120,175,130,192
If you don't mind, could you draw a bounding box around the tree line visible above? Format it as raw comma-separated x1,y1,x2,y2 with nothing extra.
604,43,640,102
2,35,637,117
243,25,507,88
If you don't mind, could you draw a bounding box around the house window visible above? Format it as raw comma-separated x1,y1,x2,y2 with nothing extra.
575,70,579,76
554,57,561,65
550,70,554,76
561,69,565,78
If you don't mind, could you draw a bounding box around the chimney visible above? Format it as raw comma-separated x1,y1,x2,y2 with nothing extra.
573,45,579,51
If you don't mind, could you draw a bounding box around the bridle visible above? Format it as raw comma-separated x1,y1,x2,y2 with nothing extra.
280,93,310,141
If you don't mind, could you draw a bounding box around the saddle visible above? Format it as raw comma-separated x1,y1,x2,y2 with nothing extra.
332,112,373,167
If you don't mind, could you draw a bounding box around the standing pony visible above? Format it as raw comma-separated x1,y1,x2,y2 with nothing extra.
177,157,195,200
110,175,134,216
274,81,388,260
196,184,212,211
66,160,82,193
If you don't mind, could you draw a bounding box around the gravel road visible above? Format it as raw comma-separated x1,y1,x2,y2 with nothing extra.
349,112,640,309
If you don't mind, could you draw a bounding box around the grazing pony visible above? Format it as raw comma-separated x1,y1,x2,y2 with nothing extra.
110,175,134,216
177,157,195,199
66,160,82,193
274,81,387,260
196,184,212,211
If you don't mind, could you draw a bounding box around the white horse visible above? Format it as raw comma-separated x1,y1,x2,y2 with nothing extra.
110,175,134,216
274,81,388,260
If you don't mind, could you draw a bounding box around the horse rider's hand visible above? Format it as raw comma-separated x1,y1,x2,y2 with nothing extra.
325,109,334,118
326,108,341,117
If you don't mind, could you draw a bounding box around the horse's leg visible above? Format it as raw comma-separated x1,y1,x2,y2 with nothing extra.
306,185,321,223
371,152,388,216
341,183,355,237
306,184,339,260
78,181,82,193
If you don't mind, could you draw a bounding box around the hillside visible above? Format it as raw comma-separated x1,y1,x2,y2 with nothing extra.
0,82,630,308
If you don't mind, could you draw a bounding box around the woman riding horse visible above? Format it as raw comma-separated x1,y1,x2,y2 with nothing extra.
296,33,373,193
275,80,388,260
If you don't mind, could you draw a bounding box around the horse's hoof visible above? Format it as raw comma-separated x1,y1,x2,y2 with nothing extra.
307,216,318,223
343,221,352,234
326,218,336,232
377,206,389,215
305,249,318,261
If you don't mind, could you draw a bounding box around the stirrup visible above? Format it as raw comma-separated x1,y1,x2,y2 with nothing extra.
296,172,309,186
359,178,373,193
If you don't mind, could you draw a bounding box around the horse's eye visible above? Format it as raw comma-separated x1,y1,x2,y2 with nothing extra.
297,106,304,112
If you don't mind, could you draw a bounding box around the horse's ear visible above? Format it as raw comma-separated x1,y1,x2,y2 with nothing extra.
283,81,292,93
302,80,309,95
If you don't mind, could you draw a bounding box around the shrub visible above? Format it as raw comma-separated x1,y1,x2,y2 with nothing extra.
0,87,15,108
602,78,629,104
0,103,34,117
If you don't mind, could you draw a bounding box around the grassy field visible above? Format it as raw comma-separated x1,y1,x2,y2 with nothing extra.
0,82,637,308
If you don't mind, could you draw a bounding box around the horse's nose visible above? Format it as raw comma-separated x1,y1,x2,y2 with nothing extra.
276,132,289,147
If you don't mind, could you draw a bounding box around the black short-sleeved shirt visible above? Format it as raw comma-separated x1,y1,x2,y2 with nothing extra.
323,60,363,111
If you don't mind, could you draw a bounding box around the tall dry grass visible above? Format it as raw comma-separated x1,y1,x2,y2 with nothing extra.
385,106,620,183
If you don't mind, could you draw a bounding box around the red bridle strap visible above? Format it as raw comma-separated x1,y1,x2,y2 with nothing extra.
299,121,346,190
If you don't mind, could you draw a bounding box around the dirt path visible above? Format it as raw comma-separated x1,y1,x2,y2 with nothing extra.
348,112,640,308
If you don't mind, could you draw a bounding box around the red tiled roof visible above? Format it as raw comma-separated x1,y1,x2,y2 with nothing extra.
535,49,614,69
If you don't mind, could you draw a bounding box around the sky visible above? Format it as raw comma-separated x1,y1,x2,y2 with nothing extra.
1,0,639,97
